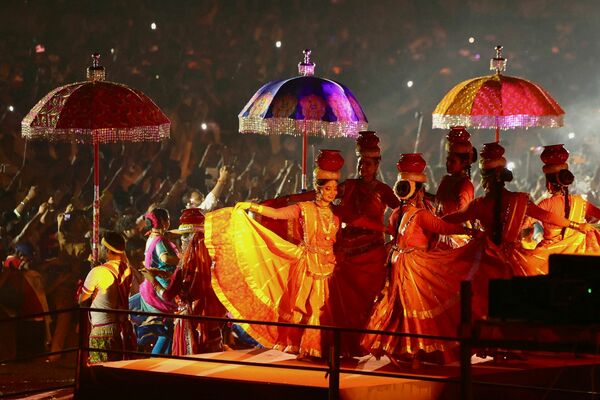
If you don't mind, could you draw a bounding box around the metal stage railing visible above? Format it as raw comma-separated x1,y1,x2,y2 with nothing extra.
1,281,599,400
0,307,80,398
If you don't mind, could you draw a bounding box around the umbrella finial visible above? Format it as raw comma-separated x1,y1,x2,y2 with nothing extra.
87,52,106,82
298,49,315,76
490,45,507,74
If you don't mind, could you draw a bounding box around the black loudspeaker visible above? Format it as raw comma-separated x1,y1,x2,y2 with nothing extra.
488,254,600,324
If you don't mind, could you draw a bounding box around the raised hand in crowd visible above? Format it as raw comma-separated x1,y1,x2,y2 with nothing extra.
13,185,37,218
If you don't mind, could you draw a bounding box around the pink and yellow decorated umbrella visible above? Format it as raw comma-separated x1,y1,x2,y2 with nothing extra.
22,54,170,262
432,46,564,142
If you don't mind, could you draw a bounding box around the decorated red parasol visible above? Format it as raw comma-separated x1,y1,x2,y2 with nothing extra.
432,46,564,142
22,54,170,262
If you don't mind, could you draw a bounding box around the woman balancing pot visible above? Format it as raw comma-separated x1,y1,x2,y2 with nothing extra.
254,132,399,357
537,144,600,245
442,142,593,278
521,144,600,275
204,149,344,360
327,131,399,357
435,126,477,249
362,153,473,367
436,126,477,216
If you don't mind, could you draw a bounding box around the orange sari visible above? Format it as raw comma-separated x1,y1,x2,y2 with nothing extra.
205,202,339,358
519,194,600,275
363,204,492,364
329,179,398,356
364,193,532,363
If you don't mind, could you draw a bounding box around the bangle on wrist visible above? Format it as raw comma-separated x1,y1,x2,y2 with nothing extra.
568,221,579,229
19,201,25,206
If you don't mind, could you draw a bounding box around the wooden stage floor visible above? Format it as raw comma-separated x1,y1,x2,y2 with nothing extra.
79,349,600,399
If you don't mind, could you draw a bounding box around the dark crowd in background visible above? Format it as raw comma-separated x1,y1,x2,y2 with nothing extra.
3,0,600,360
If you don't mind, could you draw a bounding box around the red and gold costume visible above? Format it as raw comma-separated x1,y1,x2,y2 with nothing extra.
329,131,399,356
435,127,476,248
205,150,344,359
536,195,600,243
443,143,581,278
364,145,586,364
364,154,473,364
436,174,474,216
436,127,476,216
521,145,600,275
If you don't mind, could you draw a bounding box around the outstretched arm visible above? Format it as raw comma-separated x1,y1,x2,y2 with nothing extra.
442,201,478,224
419,211,469,235
527,202,591,232
237,202,300,220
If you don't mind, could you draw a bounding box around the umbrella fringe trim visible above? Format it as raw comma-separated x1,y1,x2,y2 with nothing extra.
21,123,171,143
238,116,366,138
431,114,564,130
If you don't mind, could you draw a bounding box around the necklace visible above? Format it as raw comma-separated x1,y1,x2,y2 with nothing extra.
315,203,334,237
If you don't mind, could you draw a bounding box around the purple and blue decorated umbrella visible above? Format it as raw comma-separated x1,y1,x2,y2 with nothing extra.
239,50,368,190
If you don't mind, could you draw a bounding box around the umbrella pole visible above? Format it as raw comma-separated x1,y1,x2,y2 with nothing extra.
93,141,100,264
495,116,500,142
301,121,308,191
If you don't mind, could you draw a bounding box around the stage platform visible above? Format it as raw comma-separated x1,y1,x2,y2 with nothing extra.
78,349,600,400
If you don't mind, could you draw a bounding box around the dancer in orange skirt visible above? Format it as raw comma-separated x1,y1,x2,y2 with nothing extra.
521,144,600,275
443,142,593,278
363,153,473,366
204,150,344,360
329,131,399,356
364,145,592,366
258,131,399,357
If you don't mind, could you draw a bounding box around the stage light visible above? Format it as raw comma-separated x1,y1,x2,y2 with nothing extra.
35,44,45,53
568,132,575,139
150,22,157,30
155,74,160,79
588,288,593,294
468,37,475,44
507,161,515,170
8,105,14,112
275,41,282,48
110,48,115,54
407,80,414,88
201,123,208,130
